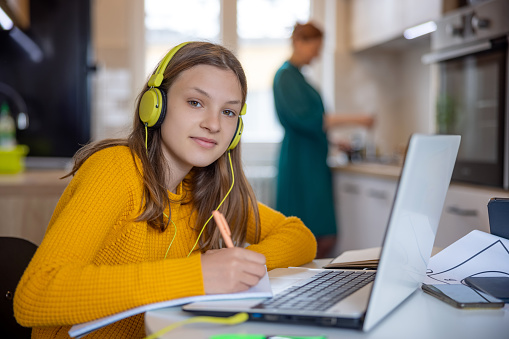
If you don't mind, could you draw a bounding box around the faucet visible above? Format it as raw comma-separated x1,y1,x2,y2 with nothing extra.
0,82,29,130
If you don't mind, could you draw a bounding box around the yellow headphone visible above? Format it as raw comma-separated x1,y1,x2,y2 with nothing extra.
139,41,246,151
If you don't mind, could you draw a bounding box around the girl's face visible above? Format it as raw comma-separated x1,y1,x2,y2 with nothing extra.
160,64,243,174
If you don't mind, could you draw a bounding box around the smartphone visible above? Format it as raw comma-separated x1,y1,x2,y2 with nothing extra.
464,276,509,303
421,283,505,309
487,197,509,240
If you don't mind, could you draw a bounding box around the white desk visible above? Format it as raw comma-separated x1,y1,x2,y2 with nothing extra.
145,260,509,339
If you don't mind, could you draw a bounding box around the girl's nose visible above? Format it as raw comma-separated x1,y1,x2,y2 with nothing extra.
200,109,221,133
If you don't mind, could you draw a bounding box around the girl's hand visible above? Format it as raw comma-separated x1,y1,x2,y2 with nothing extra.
201,247,266,294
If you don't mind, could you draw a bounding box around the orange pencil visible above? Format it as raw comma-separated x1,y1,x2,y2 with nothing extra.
212,210,234,248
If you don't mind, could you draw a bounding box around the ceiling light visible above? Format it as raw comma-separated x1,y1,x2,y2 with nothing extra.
0,6,14,30
404,21,437,40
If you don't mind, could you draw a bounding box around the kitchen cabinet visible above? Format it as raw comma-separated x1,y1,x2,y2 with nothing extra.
0,196,59,245
0,170,69,245
334,166,509,253
335,171,397,252
350,0,443,51
436,184,509,249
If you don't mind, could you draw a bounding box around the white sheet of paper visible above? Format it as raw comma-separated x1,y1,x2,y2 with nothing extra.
68,271,272,338
424,230,509,285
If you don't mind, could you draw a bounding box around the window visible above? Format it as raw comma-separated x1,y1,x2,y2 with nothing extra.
144,0,220,76
237,0,310,142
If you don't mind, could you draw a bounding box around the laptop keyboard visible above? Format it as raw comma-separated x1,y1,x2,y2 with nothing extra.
253,270,376,312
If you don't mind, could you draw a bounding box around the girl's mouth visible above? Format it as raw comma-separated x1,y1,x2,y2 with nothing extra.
192,137,217,149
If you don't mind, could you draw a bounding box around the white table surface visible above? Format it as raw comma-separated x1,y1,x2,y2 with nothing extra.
145,260,509,339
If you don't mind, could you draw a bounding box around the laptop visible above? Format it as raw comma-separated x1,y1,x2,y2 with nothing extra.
183,134,461,332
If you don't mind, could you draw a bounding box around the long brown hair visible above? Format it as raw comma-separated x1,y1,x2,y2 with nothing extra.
66,42,260,251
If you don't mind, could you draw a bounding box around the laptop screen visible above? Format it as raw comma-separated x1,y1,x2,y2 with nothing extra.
363,134,460,331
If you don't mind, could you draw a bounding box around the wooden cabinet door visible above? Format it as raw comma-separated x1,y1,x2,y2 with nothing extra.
435,185,509,249
335,172,397,252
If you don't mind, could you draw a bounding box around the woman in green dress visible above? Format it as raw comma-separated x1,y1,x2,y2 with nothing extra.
273,22,373,258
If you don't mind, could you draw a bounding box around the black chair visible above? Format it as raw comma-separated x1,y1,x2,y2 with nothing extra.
0,237,38,338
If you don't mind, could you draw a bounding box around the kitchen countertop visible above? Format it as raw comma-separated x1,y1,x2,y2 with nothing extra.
0,169,70,195
332,161,509,194
331,161,403,180
2,164,507,195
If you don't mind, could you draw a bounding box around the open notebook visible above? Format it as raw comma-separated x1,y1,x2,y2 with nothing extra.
323,247,381,269
68,271,272,338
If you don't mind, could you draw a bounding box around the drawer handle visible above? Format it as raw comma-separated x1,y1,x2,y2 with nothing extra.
447,206,478,217
342,184,359,194
367,189,388,200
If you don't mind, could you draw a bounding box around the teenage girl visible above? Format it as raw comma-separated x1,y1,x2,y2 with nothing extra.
14,41,316,338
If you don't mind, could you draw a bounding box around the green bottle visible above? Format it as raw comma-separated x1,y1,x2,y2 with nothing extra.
0,102,16,149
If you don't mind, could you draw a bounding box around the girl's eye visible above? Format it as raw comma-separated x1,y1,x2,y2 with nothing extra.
223,109,236,117
188,100,202,108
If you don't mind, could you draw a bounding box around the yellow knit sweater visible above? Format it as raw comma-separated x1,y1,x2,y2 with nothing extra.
13,146,317,338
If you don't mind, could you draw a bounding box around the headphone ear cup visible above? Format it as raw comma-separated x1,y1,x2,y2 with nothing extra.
227,116,243,151
139,88,167,128
151,90,167,128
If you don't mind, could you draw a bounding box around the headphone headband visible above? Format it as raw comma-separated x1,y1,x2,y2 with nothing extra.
147,42,191,88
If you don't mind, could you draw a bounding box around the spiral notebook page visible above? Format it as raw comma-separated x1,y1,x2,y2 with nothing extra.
69,270,272,338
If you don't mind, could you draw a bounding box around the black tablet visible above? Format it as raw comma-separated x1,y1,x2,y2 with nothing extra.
487,198,509,240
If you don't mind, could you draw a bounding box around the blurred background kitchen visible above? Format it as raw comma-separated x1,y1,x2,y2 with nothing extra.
1,0,508,255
